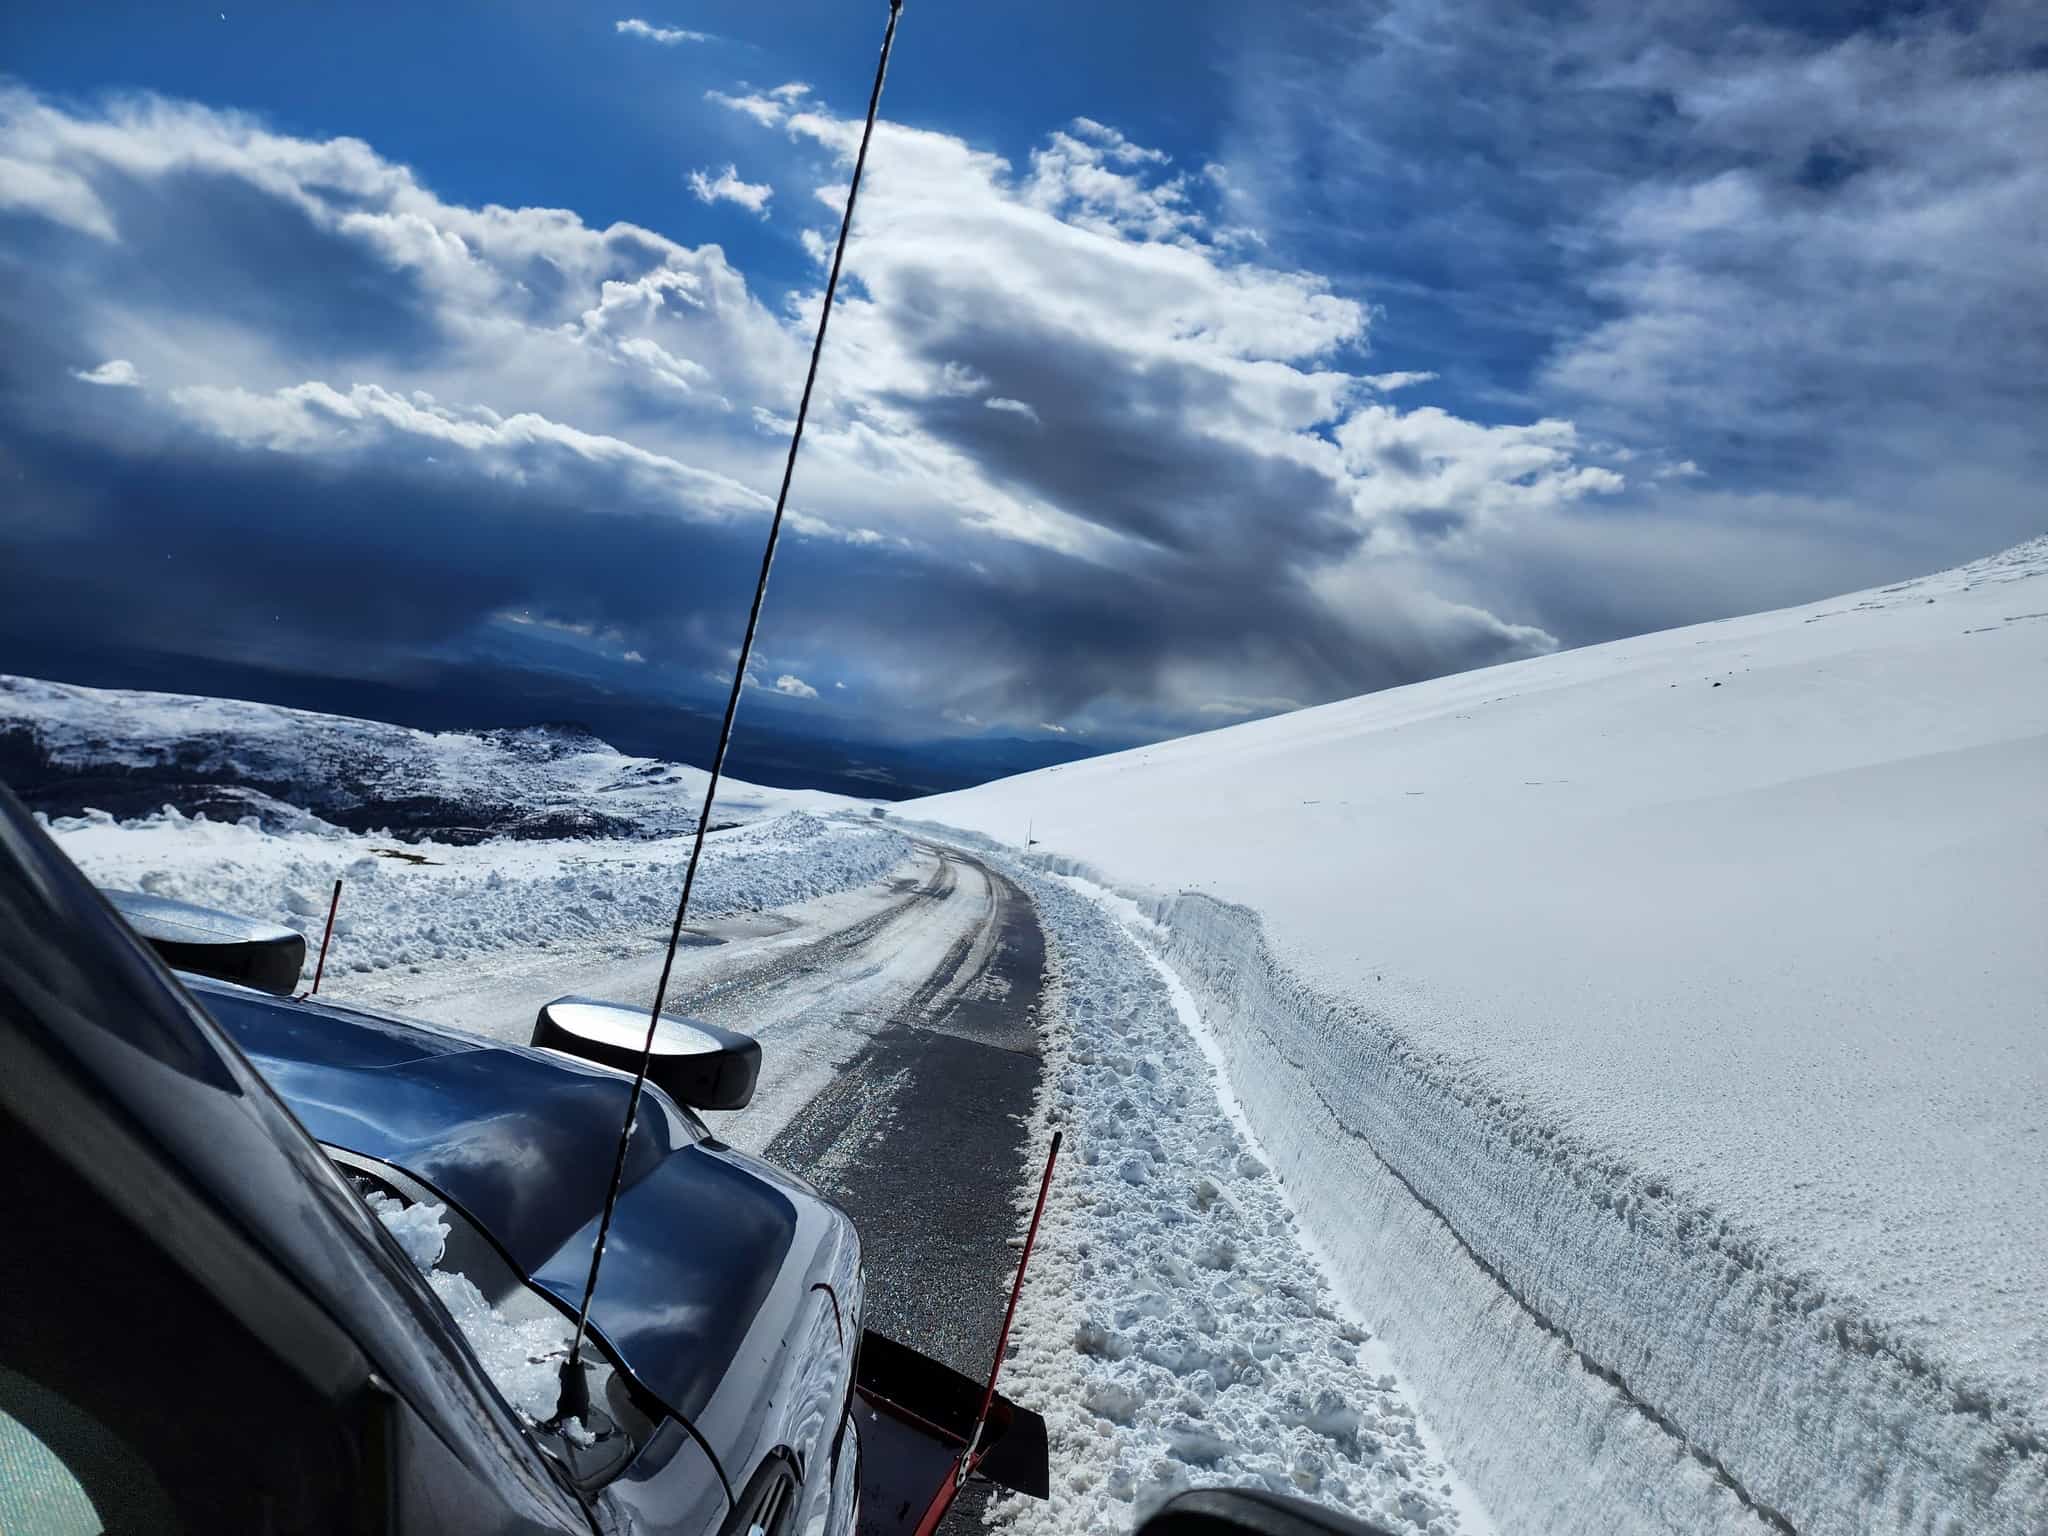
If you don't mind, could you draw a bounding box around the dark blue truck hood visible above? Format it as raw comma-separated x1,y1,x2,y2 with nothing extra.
188,978,846,1442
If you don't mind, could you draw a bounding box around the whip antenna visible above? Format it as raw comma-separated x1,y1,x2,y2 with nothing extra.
556,0,906,1419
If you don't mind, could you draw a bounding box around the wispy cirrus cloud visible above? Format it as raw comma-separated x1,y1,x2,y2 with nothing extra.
1361,371,1435,393
71,358,140,387
703,82,808,129
615,18,709,46
1221,0,2048,618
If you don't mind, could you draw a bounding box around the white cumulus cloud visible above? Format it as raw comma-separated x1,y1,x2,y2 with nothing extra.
0,83,1634,736
688,164,773,215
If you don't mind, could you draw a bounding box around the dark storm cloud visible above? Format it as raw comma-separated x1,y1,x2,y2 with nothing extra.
0,83,1616,741
842,322,1505,721
0,390,1441,739
764,518,1547,733
0,182,440,407
104,169,443,360
0,414,772,677
896,319,1362,565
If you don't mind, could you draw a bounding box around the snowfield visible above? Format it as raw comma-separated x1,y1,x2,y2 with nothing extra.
44,804,909,985
14,674,909,988
913,539,2048,1536
1,672,854,838
12,539,2044,1536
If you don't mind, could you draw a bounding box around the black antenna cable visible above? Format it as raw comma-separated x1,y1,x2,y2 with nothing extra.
556,0,906,1419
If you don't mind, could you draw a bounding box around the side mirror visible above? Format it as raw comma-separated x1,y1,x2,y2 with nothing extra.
101,888,307,996
1135,1489,1401,1536
531,996,760,1112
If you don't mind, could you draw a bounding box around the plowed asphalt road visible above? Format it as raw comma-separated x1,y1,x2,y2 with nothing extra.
342,839,1047,1521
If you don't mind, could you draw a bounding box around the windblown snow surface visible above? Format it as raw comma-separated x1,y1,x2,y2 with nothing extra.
913,539,2048,1536
42,804,908,985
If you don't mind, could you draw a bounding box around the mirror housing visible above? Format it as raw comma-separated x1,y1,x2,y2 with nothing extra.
531,996,760,1111
1135,1489,1401,1536
101,888,307,996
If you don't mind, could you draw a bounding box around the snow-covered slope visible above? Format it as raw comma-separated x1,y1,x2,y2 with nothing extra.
7,676,907,987
912,539,2048,1536
0,674,855,839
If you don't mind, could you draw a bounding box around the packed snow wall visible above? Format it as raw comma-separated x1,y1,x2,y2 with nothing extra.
910,543,2048,1536
1148,891,2044,1536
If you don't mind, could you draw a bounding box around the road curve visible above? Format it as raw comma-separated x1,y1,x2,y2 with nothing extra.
340,837,1048,1406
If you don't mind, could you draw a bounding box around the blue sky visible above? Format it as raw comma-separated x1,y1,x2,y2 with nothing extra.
2,1,2041,754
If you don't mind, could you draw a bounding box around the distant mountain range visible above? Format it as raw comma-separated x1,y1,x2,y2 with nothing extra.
0,673,858,841
0,645,1106,803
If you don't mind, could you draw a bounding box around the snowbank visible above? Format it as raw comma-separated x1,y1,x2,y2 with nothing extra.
46,804,909,984
914,540,2048,1536
987,866,1483,1536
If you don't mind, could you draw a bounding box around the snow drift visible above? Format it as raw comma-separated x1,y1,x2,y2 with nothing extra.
913,540,2048,1536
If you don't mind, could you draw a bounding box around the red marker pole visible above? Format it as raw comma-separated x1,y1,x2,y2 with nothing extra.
976,1129,1062,1435
306,878,342,996
909,1129,1063,1536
